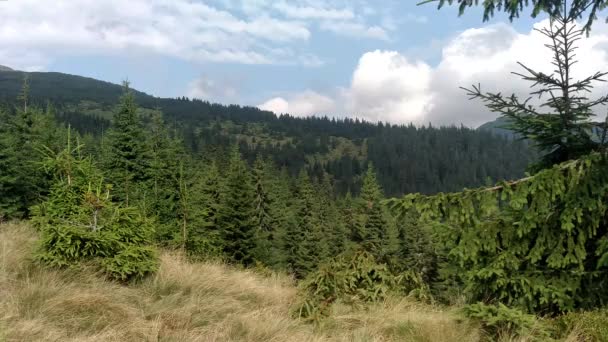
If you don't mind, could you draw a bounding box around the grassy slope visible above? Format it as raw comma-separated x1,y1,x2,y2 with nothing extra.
0,223,485,342
3,222,599,342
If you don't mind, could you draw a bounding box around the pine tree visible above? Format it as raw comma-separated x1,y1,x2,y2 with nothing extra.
217,145,257,266
187,160,225,257
463,4,608,170
17,75,29,112
146,111,185,240
316,172,347,257
251,156,275,266
103,81,150,205
357,164,397,262
286,169,327,278
34,127,158,281
340,191,362,247
268,166,297,269
0,109,22,219
0,101,59,219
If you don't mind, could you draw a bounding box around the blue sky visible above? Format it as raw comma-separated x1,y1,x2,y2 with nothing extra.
7,0,608,126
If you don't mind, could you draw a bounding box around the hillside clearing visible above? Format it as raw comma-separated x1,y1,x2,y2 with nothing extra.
0,222,484,342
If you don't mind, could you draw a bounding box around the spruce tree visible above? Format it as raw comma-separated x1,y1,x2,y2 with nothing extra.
146,111,185,240
187,160,225,257
103,81,150,205
217,145,257,266
340,191,362,248
270,166,298,269
286,169,327,278
0,110,22,219
462,3,608,170
357,164,397,262
317,172,347,257
0,97,59,219
251,156,275,266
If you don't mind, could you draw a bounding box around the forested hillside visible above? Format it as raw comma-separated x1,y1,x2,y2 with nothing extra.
0,67,534,196
4,0,608,341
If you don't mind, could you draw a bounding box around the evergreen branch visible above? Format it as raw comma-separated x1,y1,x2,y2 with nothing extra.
461,84,547,117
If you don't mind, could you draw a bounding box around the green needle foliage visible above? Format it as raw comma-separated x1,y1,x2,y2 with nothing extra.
421,0,608,34
103,81,150,206
186,160,225,258
218,145,257,266
33,128,158,281
462,8,608,171
356,164,396,261
294,250,397,321
388,152,608,315
286,170,328,278
0,102,59,219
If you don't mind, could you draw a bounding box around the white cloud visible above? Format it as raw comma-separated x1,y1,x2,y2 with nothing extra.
273,2,354,20
260,19,608,126
221,0,392,41
345,51,433,123
187,75,240,102
259,90,336,117
0,0,315,70
320,21,389,41
259,97,290,114
0,0,396,70
428,20,608,126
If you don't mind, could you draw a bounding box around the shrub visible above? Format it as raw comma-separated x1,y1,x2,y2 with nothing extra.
33,135,158,281
293,250,398,321
463,303,544,339
100,245,159,281
551,309,608,341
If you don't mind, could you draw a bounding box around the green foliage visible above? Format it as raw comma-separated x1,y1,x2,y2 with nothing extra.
463,14,606,171
103,81,150,205
34,130,158,281
388,152,608,315
186,161,225,258
294,250,397,321
394,218,437,284
251,157,275,265
0,106,59,219
100,245,159,281
355,164,398,263
217,145,257,266
146,111,184,237
424,0,606,34
0,70,535,198
286,170,328,278
551,308,608,340
463,303,541,338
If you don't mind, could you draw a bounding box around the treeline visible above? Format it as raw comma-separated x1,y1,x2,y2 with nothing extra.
0,70,535,197
0,84,432,281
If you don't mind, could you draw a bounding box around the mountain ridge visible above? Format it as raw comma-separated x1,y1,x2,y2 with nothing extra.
0,69,535,196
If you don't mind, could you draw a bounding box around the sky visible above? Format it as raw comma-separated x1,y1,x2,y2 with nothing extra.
2,0,608,127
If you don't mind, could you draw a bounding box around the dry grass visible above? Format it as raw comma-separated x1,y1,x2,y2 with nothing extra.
0,222,483,342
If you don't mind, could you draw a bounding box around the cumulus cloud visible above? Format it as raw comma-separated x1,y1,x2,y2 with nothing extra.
429,20,608,126
0,0,318,70
260,19,608,126
220,0,395,41
0,0,401,70
273,2,354,20
0,0,384,70
187,75,241,103
320,22,390,41
345,51,433,123
259,90,336,117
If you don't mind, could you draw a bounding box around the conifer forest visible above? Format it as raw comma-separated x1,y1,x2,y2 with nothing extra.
2,0,608,341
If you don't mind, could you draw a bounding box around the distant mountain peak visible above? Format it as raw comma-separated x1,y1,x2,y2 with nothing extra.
0,65,15,72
